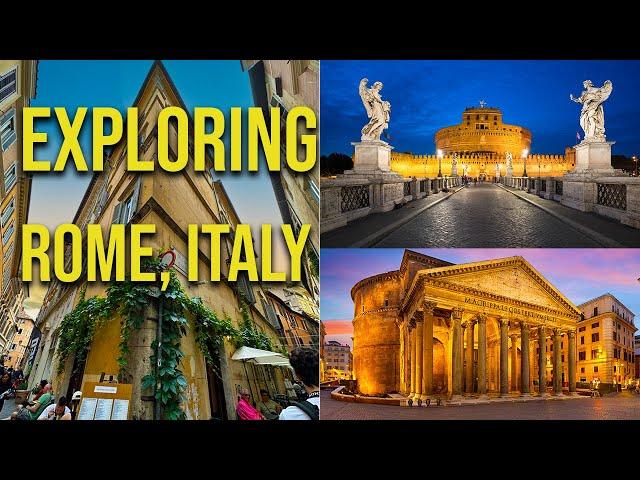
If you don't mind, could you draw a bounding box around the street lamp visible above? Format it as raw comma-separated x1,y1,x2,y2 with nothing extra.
522,148,529,178
437,149,443,178
633,155,638,177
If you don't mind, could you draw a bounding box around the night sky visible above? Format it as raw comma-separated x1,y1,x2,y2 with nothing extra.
322,249,640,347
321,60,640,157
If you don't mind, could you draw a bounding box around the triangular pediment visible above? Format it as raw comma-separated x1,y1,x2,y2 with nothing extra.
424,257,580,316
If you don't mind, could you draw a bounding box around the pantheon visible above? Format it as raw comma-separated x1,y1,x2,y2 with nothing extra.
352,250,582,400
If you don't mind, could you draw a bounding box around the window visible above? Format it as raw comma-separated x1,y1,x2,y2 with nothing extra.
2,220,14,245
580,367,585,373
384,299,389,307
578,351,586,361
561,354,564,362
591,322,599,329
591,349,598,359
4,164,17,192
578,326,586,332
1,198,14,228
112,178,141,225
0,68,17,103
613,332,617,342
593,307,598,316
17,328,22,334
10,343,15,350
0,108,17,151
613,365,616,373
592,333,599,342
580,336,584,345
593,366,598,373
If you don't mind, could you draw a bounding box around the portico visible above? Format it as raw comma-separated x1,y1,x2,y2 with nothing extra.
399,258,581,401
353,252,582,402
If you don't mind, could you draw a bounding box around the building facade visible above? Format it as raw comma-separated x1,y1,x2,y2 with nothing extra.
352,250,582,399
29,61,292,420
265,288,319,352
388,104,575,180
576,294,637,389
320,321,326,381
2,310,33,369
634,334,640,379
324,340,352,380
242,60,320,301
0,60,38,355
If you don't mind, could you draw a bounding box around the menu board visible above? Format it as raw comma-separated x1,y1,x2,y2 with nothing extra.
111,399,130,420
94,398,114,420
78,383,133,420
77,397,98,420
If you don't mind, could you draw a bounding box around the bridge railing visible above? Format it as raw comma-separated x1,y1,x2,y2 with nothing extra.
321,175,462,234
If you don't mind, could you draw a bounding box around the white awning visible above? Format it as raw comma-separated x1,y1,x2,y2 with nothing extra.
231,346,291,368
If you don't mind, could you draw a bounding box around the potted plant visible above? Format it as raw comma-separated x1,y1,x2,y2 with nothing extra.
14,381,30,402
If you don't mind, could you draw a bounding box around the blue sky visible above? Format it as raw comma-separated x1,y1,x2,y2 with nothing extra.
24,60,287,316
321,60,640,156
322,249,640,347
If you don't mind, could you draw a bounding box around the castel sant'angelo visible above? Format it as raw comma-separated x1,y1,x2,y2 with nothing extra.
390,103,575,179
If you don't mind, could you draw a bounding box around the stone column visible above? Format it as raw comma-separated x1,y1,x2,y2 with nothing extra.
399,323,405,394
465,319,475,395
538,326,546,396
477,314,488,398
568,330,577,395
409,324,416,400
510,333,518,392
552,328,562,395
422,301,436,400
500,318,509,396
520,323,531,396
415,317,424,403
451,308,463,400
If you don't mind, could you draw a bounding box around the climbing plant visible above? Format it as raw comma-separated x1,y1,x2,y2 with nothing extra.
54,258,274,420
232,301,274,351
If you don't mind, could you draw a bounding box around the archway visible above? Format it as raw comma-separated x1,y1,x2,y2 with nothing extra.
433,338,448,394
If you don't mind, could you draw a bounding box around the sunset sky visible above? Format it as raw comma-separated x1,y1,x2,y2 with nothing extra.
322,249,640,347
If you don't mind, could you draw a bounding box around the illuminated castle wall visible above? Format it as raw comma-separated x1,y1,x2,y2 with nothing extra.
389,105,575,179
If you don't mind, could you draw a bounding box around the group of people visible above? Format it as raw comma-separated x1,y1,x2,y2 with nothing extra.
462,176,482,186
236,346,320,421
3,378,72,421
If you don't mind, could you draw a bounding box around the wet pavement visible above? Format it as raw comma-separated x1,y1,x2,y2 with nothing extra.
321,389,640,420
373,183,612,247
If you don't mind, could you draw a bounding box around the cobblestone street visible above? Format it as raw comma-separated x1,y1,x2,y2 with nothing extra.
321,390,640,420
372,183,640,247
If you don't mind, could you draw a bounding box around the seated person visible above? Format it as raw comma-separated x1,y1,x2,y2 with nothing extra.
26,383,53,420
32,380,48,401
37,396,71,420
256,389,282,420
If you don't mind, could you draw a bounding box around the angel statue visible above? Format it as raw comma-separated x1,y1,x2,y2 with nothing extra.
359,78,391,142
451,152,458,169
505,151,513,169
570,80,613,142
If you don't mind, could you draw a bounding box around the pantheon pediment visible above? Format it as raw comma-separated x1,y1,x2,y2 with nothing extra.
421,257,580,317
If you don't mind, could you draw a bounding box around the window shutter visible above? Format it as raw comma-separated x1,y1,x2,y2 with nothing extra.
112,202,122,225
130,176,142,216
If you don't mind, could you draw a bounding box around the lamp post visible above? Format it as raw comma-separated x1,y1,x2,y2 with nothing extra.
437,149,443,178
522,148,529,178
633,155,638,176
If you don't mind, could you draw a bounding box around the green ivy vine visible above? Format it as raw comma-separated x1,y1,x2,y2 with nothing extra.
55,258,282,420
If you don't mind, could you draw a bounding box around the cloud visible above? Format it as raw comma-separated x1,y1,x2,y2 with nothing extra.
323,319,353,335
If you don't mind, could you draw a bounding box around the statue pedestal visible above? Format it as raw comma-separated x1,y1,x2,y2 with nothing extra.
573,140,617,172
349,140,393,173
321,140,407,233
506,167,513,178
561,140,627,212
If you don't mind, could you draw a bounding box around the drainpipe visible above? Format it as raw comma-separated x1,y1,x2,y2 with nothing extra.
154,295,164,420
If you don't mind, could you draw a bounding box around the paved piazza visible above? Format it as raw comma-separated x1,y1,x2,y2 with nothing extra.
374,183,602,247
321,390,640,420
